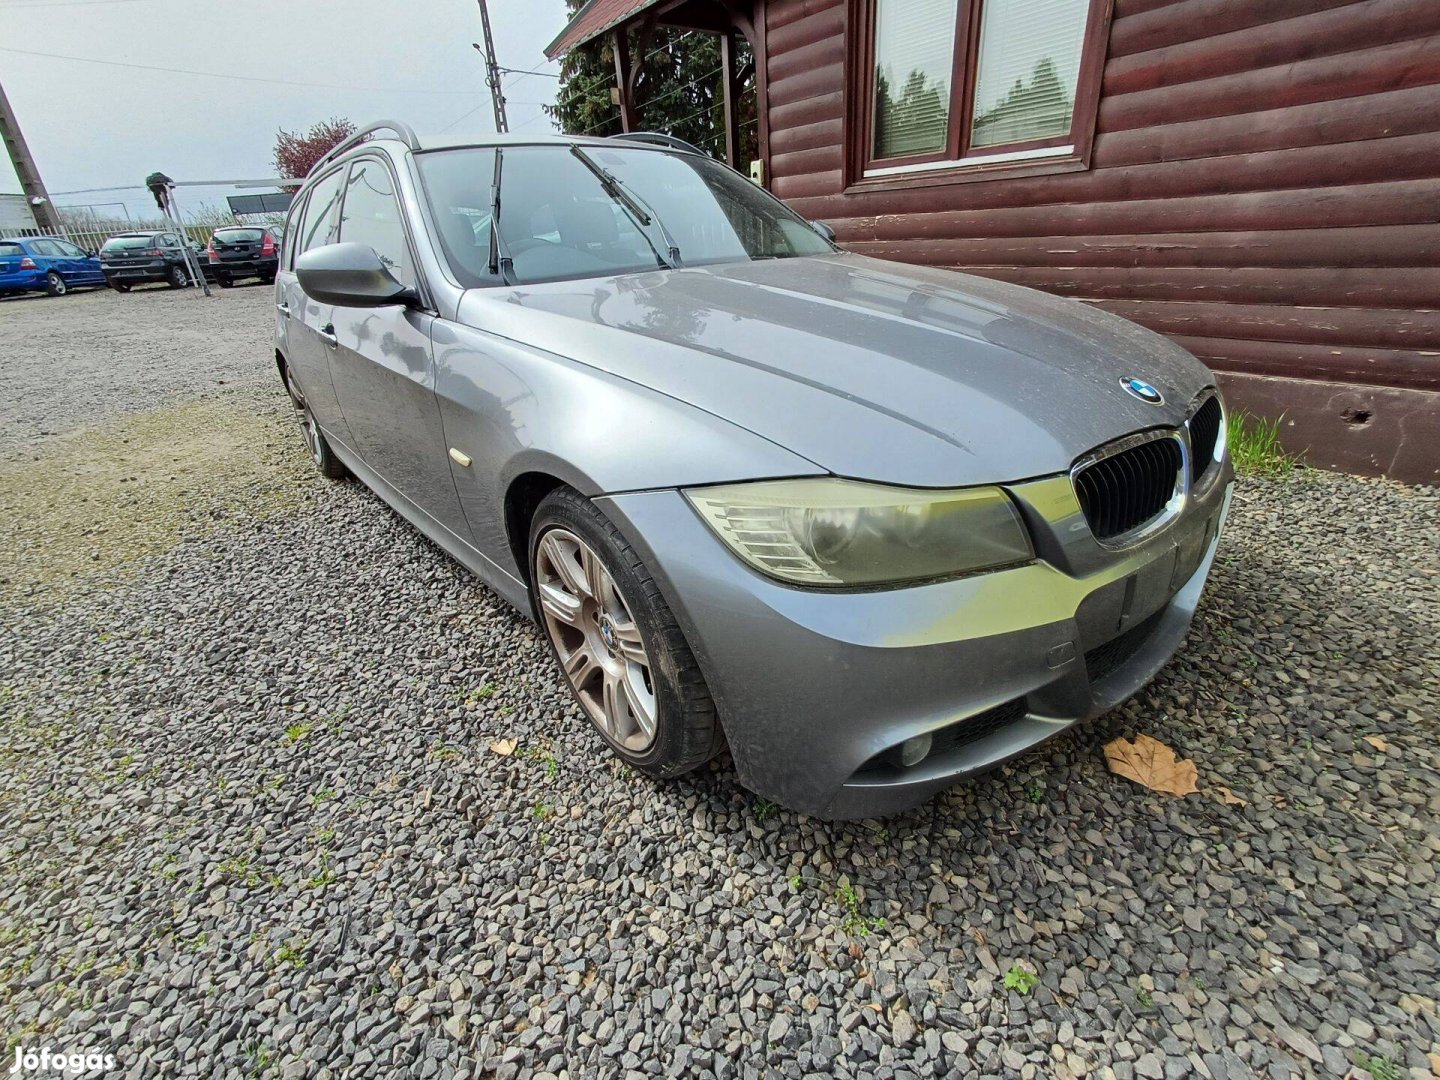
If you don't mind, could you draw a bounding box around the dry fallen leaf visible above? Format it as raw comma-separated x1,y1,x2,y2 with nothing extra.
848,942,864,959
1363,734,1389,752
487,738,517,756
1103,734,1200,796
1214,785,1247,807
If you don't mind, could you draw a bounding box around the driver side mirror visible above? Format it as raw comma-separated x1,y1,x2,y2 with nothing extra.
297,242,418,308
810,220,837,244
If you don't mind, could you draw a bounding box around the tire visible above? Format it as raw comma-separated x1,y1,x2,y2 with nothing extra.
166,264,189,289
217,274,233,288
259,274,276,285
281,360,346,479
109,280,131,293
529,486,720,778
45,271,67,297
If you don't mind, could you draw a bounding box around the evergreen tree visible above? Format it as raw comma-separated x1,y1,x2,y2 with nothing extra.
546,2,756,163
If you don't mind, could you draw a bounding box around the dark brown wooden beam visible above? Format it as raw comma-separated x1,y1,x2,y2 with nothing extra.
720,28,740,166
613,28,638,132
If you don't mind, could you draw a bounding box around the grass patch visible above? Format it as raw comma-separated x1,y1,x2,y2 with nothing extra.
0,394,309,604
1227,412,1295,478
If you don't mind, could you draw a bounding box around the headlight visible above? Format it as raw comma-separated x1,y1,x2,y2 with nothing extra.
683,478,1033,587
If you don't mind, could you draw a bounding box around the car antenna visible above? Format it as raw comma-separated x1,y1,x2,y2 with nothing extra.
487,149,513,284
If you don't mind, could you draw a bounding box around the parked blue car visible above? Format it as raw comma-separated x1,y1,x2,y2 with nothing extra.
0,236,106,297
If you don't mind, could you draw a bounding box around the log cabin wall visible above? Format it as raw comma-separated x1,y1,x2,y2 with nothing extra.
757,0,1440,483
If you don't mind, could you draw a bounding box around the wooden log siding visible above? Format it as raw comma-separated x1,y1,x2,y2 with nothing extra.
758,0,1440,480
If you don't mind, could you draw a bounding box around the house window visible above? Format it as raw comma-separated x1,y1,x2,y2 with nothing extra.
865,0,1106,175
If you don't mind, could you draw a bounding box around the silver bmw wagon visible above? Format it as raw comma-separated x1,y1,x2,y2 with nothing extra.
275,121,1232,820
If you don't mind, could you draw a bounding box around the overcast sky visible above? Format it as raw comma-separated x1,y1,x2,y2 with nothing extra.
0,0,571,219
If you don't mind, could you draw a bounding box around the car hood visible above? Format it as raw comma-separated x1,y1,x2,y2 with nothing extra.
457,253,1216,487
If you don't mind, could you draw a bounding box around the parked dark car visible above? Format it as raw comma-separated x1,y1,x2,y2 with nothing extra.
0,236,106,297
206,225,281,287
99,231,213,291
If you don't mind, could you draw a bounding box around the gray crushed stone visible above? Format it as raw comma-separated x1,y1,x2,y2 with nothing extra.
1,284,1437,1080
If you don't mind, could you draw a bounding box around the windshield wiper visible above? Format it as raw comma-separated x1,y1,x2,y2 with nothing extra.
488,149,514,284
569,145,683,269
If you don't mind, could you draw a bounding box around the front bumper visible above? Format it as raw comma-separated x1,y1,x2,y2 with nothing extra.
599,463,1233,820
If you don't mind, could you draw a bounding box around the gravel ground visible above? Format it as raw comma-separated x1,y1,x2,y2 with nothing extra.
0,284,275,457
2,290,1439,1080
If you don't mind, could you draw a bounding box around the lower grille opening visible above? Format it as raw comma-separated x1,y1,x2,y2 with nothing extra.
858,699,1027,775
1084,610,1165,684
1187,395,1223,484
1073,435,1183,542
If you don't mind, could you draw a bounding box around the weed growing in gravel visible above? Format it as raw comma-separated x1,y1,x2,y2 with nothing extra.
305,863,336,891
1024,781,1046,803
752,798,779,822
1354,1053,1403,1080
244,1040,275,1076
520,738,559,776
309,786,336,806
218,857,263,887
1003,963,1039,995
429,744,463,762
273,941,308,970
836,882,886,937
314,827,336,844
282,721,313,746
1134,983,1155,1010
533,801,555,820
463,683,497,705
1228,412,1296,477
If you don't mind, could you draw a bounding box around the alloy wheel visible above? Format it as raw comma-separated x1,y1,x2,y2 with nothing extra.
534,527,658,752
284,367,323,464
47,272,66,296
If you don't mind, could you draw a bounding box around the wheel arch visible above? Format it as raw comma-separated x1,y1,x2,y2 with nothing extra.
503,470,568,587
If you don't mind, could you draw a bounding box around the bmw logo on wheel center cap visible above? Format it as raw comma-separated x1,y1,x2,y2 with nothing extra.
1121,377,1164,405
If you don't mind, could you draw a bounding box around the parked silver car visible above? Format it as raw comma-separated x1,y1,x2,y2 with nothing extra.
275,121,1232,819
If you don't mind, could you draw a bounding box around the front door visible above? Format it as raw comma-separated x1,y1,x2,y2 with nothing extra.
281,166,352,448
325,157,468,539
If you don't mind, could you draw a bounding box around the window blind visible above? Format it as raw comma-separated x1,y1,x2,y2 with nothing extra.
872,0,957,159
970,0,1089,149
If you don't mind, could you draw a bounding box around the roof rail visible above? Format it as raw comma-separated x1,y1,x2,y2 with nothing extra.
607,131,706,156
309,120,421,177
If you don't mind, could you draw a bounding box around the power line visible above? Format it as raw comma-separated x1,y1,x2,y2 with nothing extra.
0,45,479,95
438,101,491,135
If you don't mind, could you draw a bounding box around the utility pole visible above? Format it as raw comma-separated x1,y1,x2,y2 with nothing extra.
474,0,508,133
0,77,63,235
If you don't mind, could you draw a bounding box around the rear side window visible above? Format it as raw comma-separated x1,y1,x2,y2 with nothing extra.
299,170,345,255
337,159,415,290
30,239,63,257
0,243,22,257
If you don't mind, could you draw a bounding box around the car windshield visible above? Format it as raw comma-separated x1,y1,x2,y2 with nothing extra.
102,236,156,251
417,143,834,287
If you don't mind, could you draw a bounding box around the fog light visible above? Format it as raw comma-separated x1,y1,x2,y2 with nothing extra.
899,733,932,767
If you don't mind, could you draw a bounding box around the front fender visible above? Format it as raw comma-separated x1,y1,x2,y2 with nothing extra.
432,315,821,579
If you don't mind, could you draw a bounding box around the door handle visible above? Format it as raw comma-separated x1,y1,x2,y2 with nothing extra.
318,324,338,349
275,302,291,318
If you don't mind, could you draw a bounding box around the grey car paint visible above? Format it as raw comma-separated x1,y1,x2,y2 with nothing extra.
274,132,1231,819
454,253,1209,487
